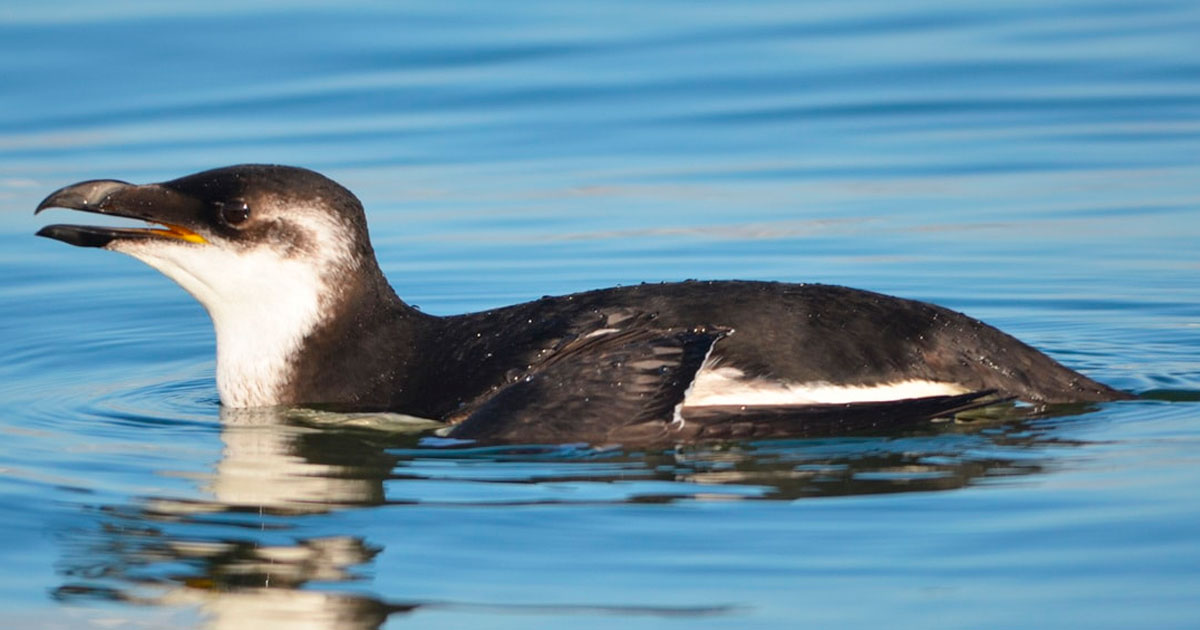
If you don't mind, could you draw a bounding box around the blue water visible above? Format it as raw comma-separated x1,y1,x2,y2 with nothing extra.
2,1,1199,628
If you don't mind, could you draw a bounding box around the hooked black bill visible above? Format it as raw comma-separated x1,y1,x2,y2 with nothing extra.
35,179,209,248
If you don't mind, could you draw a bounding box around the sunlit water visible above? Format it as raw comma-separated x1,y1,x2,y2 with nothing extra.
2,1,1199,628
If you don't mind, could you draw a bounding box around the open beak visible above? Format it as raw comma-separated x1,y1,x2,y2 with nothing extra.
35,179,209,248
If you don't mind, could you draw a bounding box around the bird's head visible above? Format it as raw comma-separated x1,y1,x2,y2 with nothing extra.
36,164,387,406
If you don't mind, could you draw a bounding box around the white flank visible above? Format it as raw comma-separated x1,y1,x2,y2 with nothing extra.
681,365,968,407
112,208,354,407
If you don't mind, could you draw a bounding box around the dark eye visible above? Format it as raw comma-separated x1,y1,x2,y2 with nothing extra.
218,200,251,226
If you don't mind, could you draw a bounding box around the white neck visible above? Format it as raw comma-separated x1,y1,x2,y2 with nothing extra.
115,243,334,407
206,252,327,407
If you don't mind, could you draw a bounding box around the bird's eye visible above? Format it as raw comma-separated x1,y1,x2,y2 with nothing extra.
218,200,251,226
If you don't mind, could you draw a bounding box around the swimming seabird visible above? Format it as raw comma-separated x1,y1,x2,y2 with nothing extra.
35,165,1131,443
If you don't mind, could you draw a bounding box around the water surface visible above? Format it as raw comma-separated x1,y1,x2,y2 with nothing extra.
2,1,1199,628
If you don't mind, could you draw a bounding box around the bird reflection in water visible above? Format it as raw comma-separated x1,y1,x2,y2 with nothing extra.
51,404,1093,629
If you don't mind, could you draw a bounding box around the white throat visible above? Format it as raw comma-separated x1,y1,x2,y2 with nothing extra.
114,241,336,407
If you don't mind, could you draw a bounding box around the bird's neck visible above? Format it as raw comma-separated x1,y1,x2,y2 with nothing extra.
281,275,433,410
207,259,429,410
207,261,333,408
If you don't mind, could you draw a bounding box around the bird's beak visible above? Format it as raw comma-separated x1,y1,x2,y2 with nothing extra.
35,179,209,248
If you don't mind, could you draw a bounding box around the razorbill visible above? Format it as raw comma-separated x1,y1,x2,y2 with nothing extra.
35,165,1132,443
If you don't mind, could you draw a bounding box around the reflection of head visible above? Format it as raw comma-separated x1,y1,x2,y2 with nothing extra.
54,527,389,630
55,404,411,630
180,589,398,630
160,537,393,630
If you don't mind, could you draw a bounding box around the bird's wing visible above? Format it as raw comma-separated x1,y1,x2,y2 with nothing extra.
446,326,723,444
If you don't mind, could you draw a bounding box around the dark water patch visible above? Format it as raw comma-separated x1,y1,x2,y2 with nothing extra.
1137,389,1200,402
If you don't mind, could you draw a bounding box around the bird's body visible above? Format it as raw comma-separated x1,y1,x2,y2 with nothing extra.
35,165,1131,444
